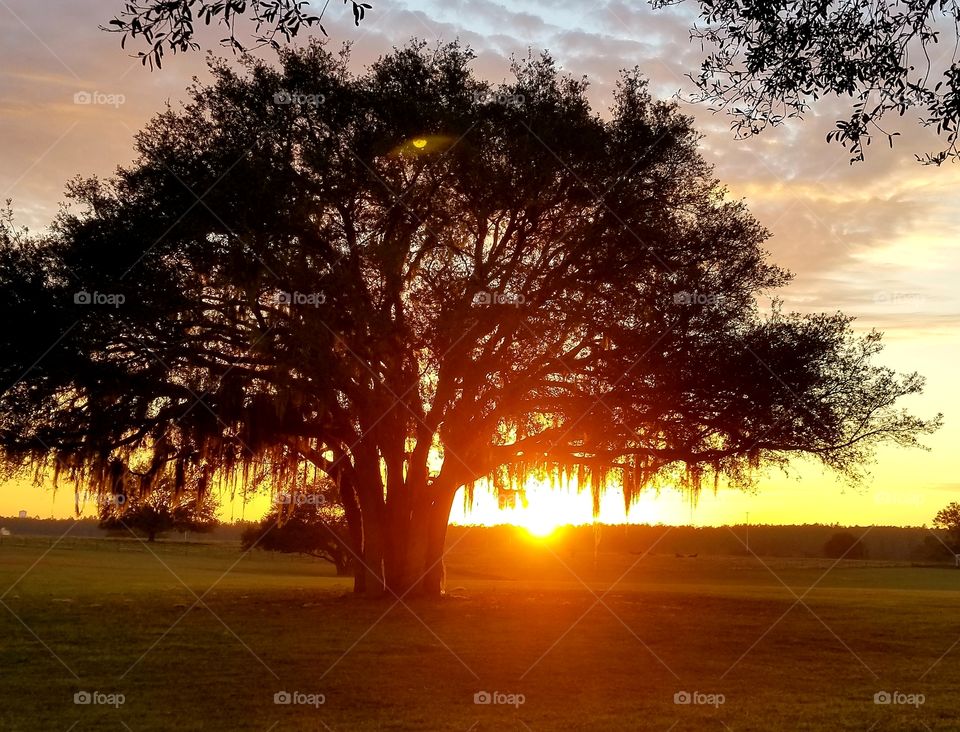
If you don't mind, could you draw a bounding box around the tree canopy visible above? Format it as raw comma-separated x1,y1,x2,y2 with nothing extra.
107,1,960,163
241,479,353,575
933,501,960,551
822,530,867,559
106,0,372,68
659,0,960,164
98,478,219,541
0,41,939,596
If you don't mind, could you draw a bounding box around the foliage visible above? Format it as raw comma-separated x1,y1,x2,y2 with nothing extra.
106,0,371,69
822,530,867,559
656,0,960,164
104,1,960,164
933,501,960,551
0,41,939,595
98,480,219,541
241,481,353,575
911,533,954,561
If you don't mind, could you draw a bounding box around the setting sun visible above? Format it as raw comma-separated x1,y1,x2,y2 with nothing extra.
449,477,667,533
518,511,561,538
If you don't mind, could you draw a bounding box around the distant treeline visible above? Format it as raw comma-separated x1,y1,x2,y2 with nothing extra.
0,517,952,561
447,524,954,562
0,517,254,541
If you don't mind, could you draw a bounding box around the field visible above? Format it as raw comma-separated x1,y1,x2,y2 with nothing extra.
1,528,959,730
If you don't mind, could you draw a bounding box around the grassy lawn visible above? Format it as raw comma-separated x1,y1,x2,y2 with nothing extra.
0,531,959,730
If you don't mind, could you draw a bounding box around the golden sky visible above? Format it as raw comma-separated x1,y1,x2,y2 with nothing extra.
0,0,957,527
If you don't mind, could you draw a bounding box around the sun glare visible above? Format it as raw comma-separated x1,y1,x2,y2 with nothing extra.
451,476,667,533
519,511,561,538
389,135,457,158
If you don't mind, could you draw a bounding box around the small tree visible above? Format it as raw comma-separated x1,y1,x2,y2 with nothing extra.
99,483,218,542
241,481,353,576
823,531,867,560
933,502,960,552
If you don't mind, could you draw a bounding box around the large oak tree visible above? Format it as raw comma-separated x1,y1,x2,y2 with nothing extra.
0,42,938,597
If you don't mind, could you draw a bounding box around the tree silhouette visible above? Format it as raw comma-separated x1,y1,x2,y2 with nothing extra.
655,0,960,164
105,0,371,69
822,531,867,560
0,41,939,597
104,1,960,163
241,480,353,576
99,480,219,542
933,501,960,552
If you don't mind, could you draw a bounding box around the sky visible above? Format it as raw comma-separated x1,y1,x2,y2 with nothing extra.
0,0,958,526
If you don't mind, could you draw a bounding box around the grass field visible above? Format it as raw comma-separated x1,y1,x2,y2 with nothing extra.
1,528,959,730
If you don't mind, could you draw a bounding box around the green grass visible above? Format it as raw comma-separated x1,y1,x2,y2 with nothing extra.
1,531,959,730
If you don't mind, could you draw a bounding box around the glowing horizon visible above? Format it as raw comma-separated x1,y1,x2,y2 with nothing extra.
2,450,954,528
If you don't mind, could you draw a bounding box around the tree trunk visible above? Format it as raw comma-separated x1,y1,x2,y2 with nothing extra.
383,488,456,598
337,476,366,594
418,492,455,597
359,514,386,597
356,492,386,597
352,444,388,598
353,554,367,594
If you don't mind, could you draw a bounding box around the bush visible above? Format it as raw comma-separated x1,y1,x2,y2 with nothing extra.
823,531,867,560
